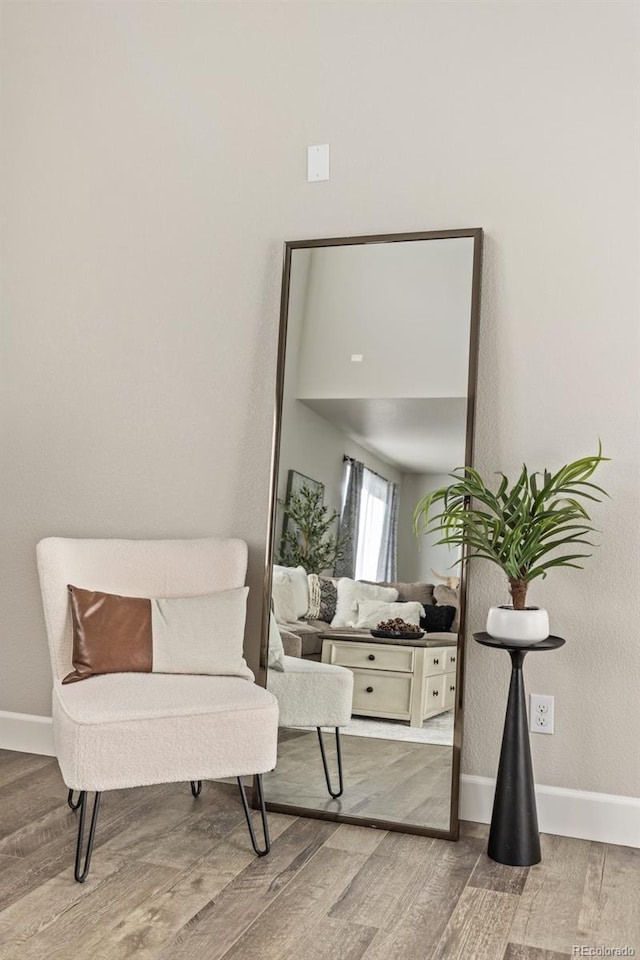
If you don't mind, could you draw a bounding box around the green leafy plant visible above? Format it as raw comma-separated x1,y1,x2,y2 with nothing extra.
277,483,350,575
413,444,609,610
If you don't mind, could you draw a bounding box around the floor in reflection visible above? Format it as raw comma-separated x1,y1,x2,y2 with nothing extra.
341,709,454,746
264,727,453,832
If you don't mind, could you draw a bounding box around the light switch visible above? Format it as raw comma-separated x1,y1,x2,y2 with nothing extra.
307,144,330,182
351,354,363,362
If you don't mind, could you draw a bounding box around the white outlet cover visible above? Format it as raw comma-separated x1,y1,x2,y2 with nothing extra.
530,694,554,735
307,144,330,182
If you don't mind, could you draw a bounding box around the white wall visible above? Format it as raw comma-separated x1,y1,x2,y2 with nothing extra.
397,473,462,584
296,239,473,399
276,398,403,554
1,2,638,801
276,243,402,550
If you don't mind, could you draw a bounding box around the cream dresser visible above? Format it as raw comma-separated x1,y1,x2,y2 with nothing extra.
320,633,457,727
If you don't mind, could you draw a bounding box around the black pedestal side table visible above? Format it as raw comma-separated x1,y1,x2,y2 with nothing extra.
474,632,565,867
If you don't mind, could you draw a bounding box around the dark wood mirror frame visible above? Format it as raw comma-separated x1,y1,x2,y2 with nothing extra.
255,227,483,840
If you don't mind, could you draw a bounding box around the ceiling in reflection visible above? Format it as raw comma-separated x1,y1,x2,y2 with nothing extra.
300,396,467,474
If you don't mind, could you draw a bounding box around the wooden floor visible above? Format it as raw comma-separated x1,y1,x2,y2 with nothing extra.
264,728,453,831
0,750,638,960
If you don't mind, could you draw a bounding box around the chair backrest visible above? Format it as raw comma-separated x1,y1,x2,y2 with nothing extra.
36,536,248,683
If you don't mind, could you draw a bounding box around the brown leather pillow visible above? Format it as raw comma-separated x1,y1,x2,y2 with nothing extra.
65,586,152,683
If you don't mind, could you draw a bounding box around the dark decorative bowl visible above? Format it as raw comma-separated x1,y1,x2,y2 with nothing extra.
370,629,425,640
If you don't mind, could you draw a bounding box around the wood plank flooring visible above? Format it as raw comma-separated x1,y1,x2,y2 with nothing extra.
264,729,453,831
0,750,638,960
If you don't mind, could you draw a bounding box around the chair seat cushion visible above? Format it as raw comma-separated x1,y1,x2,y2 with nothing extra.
267,656,353,728
53,673,278,791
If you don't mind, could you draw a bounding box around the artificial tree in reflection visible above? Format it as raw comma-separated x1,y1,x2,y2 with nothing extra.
277,484,350,575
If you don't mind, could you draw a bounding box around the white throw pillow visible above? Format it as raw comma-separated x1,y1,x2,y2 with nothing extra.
355,600,423,630
151,588,253,678
288,565,310,619
272,564,309,620
331,578,398,628
271,570,298,623
267,611,286,672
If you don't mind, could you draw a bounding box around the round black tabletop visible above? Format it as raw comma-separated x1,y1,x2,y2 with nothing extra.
473,632,565,652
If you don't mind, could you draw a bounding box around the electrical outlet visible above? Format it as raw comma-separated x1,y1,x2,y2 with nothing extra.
530,694,554,735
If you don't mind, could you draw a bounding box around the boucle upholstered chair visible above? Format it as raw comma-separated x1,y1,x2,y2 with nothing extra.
267,648,353,798
36,536,279,882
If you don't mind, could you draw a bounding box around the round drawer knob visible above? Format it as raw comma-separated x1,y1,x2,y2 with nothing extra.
366,686,374,693
368,654,376,661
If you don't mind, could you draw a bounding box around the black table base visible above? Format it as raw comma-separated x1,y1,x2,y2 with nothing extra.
474,633,565,867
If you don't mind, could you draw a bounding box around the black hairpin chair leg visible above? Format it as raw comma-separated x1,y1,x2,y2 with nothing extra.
237,775,270,856
190,781,202,798
317,727,344,799
71,791,101,883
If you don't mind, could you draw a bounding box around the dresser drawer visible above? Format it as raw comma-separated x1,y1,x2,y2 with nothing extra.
327,641,414,674
425,673,446,711
425,648,447,676
445,648,458,672
351,670,413,718
443,674,456,711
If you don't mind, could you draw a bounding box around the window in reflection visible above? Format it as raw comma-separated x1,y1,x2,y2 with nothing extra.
340,461,399,582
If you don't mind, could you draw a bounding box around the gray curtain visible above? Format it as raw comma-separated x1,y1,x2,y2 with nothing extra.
379,480,399,582
334,459,363,578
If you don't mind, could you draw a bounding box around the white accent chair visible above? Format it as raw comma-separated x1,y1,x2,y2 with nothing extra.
36,536,279,882
267,619,353,798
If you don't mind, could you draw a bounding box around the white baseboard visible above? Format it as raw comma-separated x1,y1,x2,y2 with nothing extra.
0,711,55,757
1,712,637,848
461,774,640,849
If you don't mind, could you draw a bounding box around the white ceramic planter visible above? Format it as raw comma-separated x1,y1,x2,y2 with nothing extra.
486,605,550,645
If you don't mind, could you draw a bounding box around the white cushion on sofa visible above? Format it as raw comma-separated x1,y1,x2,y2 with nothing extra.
272,565,309,620
271,570,297,623
331,578,398,628
285,565,309,618
355,600,423,629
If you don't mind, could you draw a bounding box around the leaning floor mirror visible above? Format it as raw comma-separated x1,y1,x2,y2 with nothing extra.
259,228,482,838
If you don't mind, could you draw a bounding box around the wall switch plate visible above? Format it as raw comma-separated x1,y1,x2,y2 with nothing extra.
351,354,363,362
307,144,330,182
530,694,554,734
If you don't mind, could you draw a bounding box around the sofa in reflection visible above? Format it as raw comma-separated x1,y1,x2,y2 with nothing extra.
271,565,458,661
271,566,459,724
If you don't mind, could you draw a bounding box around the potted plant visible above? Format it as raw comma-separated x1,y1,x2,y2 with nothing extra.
413,445,609,643
277,483,350,575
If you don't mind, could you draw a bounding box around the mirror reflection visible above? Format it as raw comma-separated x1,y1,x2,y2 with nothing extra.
263,230,481,835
